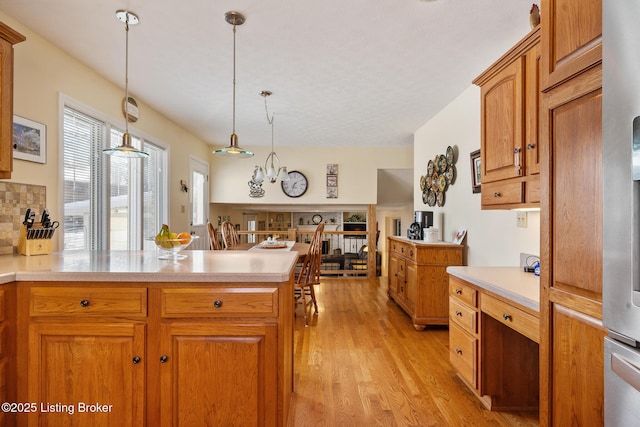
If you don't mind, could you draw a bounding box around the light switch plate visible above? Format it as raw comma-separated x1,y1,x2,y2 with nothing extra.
516,211,528,228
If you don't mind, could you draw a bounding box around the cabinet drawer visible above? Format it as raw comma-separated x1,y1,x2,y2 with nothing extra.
449,277,478,308
482,180,524,206
30,287,147,317
449,323,477,388
481,293,539,343
161,288,278,318
526,176,540,203
449,297,477,334
391,241,416,262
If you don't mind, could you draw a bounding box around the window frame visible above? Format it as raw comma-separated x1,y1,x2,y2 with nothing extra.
59,94,170,251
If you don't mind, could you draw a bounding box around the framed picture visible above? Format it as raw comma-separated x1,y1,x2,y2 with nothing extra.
326,175,338,187
453,227,467,245
276,214,284,222
470,149,481,194
326,164,338,175
13,115,47,164
326,187,338,198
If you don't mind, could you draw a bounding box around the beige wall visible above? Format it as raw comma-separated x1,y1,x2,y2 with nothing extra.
210,145,413,204
1,12,211,249
413,86,540,266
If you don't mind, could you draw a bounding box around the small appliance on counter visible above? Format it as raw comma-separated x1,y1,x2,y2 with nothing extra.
17,208,58,256
407,211,433,240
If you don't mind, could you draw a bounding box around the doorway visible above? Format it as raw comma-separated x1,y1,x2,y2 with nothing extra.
189,156,209,249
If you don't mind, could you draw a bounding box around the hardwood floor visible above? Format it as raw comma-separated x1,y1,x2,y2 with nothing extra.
288,276,539,427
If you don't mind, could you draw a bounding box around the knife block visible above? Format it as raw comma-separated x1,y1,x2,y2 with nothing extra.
17,223,54,256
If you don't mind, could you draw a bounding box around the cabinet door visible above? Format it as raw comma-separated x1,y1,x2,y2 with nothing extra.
388,253,399,297
26,322,146,427
480,57,524,183
525,41,541,176
160,322,278,427
549,304,605,426
0,37,14,178
404,261,417,312
540,65,603,426
541,0,602,90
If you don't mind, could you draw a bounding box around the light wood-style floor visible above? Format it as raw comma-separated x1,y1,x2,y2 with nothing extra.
288,276,539,427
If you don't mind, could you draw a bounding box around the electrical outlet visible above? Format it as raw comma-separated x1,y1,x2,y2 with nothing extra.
516,211,528,228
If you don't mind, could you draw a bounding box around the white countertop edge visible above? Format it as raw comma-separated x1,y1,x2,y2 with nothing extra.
0,250,299,284
14,271,294,283
447,266,540,313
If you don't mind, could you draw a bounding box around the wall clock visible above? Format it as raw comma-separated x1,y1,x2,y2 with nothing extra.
312,214,323,225
281,170,308,198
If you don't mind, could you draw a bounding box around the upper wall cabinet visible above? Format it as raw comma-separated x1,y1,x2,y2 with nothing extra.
473,27,541,209
540,0,602,90
0,22,25,179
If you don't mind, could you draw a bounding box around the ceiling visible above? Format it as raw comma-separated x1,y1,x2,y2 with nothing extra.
0,0,534,150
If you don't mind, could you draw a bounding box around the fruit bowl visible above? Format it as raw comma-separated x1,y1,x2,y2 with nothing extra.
151,235,198,260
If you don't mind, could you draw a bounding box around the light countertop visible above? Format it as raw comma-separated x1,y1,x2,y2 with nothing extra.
388,235,462,247
446,266,540,312
0,250,299,284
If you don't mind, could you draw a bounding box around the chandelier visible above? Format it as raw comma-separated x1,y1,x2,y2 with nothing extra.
253,91,289,183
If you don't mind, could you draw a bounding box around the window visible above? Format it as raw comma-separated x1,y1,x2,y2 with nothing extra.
63,104,167,250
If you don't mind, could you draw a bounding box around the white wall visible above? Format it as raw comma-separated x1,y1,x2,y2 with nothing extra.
2,12,211,247
210,145,413,204
414,86,540,266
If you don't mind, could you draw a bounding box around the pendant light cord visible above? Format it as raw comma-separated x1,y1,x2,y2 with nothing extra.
232,23,237,135
124,14,130,134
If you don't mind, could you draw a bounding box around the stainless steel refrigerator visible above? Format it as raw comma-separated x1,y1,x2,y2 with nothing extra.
603,1,640,425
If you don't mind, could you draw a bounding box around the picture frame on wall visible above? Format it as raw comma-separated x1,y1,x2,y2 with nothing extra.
326,175,338,187
13,115,47,164
470,149,481,194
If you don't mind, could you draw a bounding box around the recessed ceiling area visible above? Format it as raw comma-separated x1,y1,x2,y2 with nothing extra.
0,0,533,150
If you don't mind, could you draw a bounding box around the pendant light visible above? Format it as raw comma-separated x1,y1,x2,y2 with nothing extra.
103,10,149,158
254,90,289,183
213,11,254,158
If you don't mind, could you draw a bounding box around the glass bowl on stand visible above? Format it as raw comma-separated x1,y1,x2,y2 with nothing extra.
152,235,199,260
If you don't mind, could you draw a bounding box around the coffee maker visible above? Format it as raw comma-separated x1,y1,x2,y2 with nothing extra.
407,211,433,240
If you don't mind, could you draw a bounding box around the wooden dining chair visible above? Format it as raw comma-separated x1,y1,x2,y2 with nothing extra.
295,222,324,326
207,222,222,250
221,221,240,249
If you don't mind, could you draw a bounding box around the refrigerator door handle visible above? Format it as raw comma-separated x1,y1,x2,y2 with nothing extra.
611,352,640,393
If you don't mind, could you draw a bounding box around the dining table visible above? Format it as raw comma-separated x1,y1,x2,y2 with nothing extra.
232,241,310,257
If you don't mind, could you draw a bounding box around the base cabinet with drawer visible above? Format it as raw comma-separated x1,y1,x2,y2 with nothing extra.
16,281,293,427
387,237,463,330
449,275,539,411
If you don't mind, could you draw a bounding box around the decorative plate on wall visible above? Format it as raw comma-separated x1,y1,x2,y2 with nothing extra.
419,146,456,207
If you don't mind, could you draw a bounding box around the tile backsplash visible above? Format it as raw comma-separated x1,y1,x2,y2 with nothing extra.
0,182,47,255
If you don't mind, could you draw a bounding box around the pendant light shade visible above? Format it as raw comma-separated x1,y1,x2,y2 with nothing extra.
104,10,148,158
213,11,254,158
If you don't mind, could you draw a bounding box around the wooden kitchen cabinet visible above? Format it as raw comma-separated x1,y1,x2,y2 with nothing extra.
17,281,293,427
540,0,601,91
539,0,604,423
0,284,16,427
160,322,278,426
27,322,146,426
473,27,540,209
539,63,605,427
0,23,25,179
449,275,539,411
20,286,147,426
387,237,463,330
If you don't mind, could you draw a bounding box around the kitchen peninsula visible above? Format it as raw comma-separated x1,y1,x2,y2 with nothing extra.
1,250,298,426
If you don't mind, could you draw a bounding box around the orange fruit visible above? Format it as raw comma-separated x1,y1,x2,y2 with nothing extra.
177,232,191,245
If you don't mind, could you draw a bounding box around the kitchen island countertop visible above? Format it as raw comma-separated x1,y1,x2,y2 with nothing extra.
0,250,299,284
446,266,540,312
